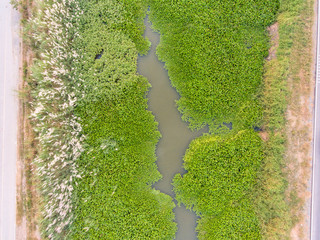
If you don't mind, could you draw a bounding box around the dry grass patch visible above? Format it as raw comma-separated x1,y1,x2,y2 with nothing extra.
15,1,41,239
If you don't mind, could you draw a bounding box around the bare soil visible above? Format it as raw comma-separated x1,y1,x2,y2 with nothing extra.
266,23,279,62
16,1,41,239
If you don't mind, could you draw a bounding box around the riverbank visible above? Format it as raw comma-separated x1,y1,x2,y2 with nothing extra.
274,0,314,238
256,0,315,238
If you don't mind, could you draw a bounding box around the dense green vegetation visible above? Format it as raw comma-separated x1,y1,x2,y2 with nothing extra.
173,130,263,239
23,0,312,238
69,0,176,239
26,0,176,239
149,0,282,239
149,0,279,132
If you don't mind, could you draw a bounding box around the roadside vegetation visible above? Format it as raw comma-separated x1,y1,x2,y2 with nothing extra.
260,0,315,238
15,0,41,238
25,0,86,238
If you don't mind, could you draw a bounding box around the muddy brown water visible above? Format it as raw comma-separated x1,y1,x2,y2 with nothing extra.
137,17,207,240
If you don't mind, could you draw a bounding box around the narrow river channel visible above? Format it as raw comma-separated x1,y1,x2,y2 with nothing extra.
137,17,206,240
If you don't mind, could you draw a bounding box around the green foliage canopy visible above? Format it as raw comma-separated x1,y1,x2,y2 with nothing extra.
149,0,279,132
173,130,263,239
148,1,280,238
69,0,176,239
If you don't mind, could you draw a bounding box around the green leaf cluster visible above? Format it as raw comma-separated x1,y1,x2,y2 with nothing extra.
173,130,263,239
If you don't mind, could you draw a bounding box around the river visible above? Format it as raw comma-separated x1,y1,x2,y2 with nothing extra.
137,17,206,240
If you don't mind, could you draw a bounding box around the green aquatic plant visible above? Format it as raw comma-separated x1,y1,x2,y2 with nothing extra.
70,0,176,239
28,0,177,239
149,0,279,132
148,0,280,238
173,130,263,239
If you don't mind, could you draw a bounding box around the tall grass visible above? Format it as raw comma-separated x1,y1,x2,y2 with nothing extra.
256,0,314,238
22,0,177,239
26,0,85,238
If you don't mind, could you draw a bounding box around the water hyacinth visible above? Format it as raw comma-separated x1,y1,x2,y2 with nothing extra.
29,0,84,238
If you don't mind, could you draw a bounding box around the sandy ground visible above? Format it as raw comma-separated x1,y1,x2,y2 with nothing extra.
16,29,41,240
15,1,41,239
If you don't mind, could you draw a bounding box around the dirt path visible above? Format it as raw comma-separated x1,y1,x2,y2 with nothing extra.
15,1,41,239
286,0,316,238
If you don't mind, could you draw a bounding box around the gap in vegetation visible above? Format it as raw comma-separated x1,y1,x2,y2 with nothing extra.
137,16,208,240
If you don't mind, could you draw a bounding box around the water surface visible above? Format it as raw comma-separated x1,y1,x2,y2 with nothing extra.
137,17,206,240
